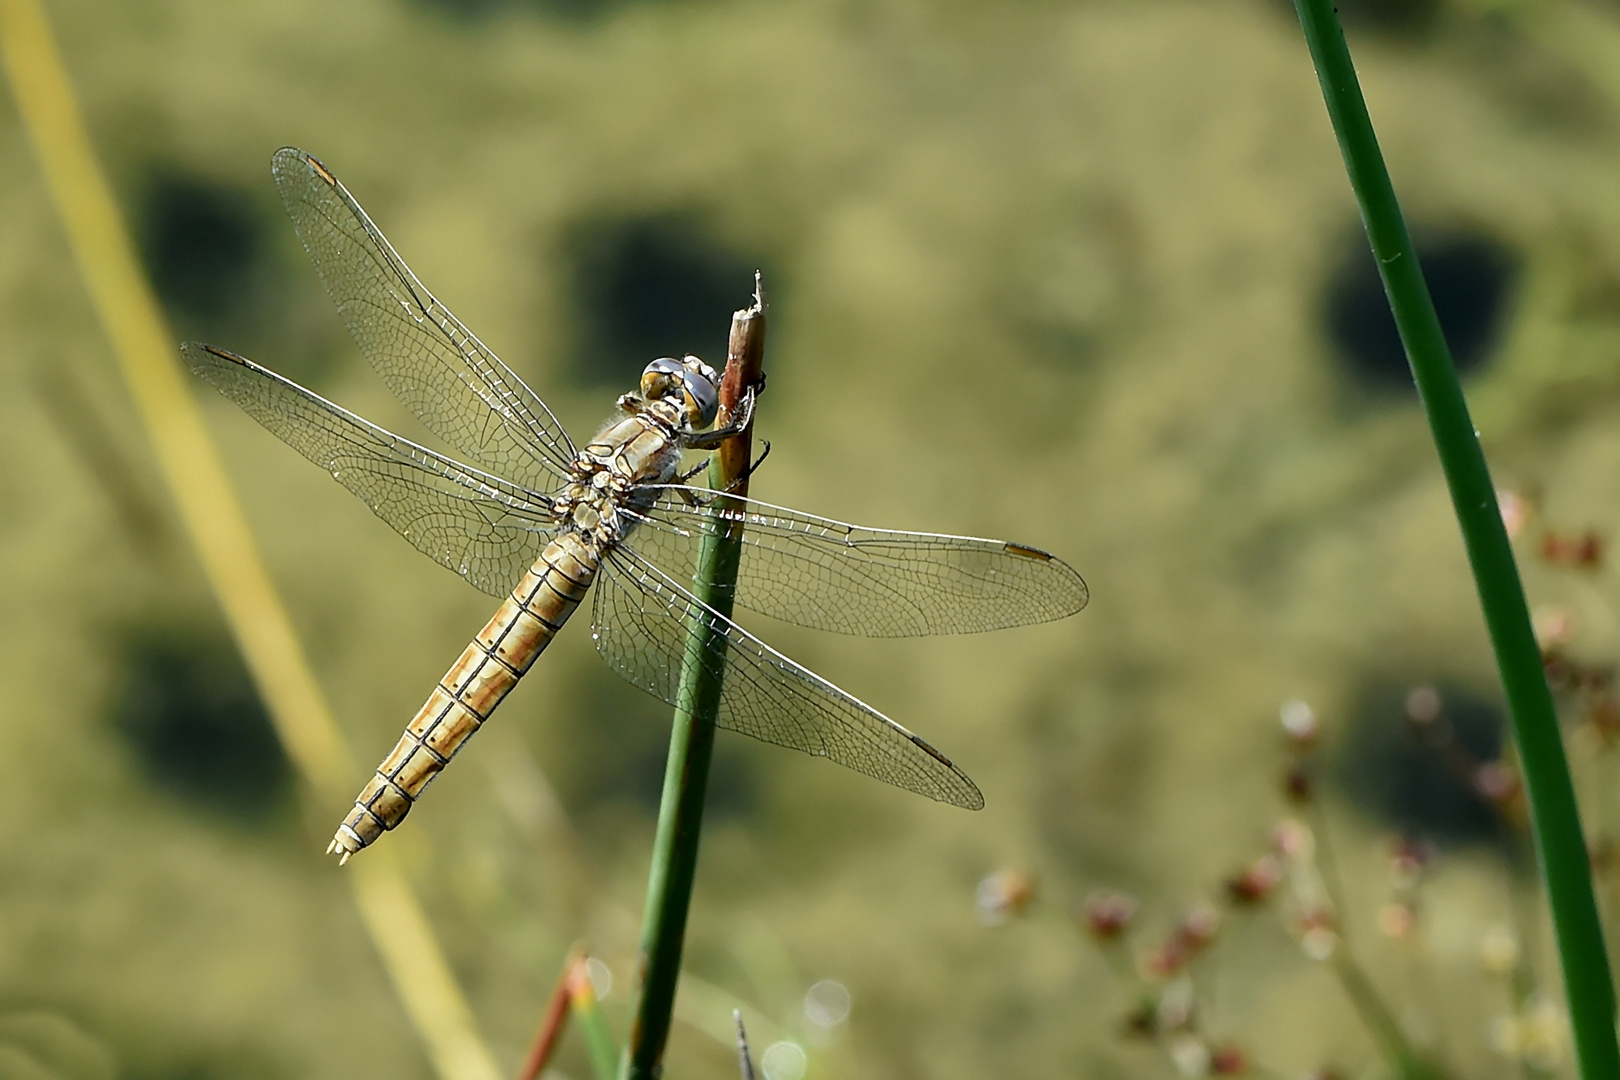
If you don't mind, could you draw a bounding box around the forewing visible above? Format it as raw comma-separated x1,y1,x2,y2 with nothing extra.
186,343,556,596
592,545,983,808
624,488,1088,637
271,147,576,490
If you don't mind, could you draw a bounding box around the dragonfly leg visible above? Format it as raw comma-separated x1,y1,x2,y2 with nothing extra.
682,387,755,450
672,442,772,511
674,456,712,486
733,439,771,488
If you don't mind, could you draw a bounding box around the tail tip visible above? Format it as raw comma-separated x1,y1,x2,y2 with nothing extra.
327,828,363,865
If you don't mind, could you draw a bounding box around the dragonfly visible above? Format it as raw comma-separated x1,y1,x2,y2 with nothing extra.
184,148,1088,863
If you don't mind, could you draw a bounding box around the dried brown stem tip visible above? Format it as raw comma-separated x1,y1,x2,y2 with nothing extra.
716,272,768,485
517,948,585,1080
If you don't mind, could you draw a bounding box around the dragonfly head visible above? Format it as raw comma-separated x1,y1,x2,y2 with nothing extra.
641,355,720,430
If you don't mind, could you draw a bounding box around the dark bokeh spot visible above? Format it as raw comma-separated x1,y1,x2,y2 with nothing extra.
565,211,760,387
1338,0,1443,34
408,0,503,17
137,173,269,332
407,0,631,24
1273,0,1443,36
136,166,340,388
126,1060,280,1080
1324,227,1517,389
525,0,624,18
1333,680,1512,849
109,625,290,824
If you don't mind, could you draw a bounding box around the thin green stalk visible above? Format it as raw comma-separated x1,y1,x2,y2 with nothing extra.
623,287,768,1080
1291,6,1618,1079
519,951,620,1080
1330,949,1442,1080
735,1010,758,1080
574,975,620,1080
1308,799,1352,940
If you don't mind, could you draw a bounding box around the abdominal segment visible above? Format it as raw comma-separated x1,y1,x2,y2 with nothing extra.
328,534,598,861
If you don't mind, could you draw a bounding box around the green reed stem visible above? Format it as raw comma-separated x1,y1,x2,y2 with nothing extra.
1292,6,1618,1079
575,979,620,1080
623,287,767,1080
519,950,618,1080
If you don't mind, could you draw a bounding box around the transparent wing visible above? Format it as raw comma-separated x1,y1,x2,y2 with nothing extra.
622,487,1088,637
186,343,557,597
272,147,576,490
593,544,983,809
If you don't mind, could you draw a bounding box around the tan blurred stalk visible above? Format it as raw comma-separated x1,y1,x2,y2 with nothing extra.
0,3,502,1079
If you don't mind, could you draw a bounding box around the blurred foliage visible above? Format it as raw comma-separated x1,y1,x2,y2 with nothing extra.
10,0,1620,1078
1323,226,1518,387
563,208,763,386
136,172,268,332
1334,679,1512,849
107,619,293,825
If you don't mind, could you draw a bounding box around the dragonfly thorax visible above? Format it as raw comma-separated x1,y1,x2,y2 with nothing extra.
552,476,636,548
553,400,688,548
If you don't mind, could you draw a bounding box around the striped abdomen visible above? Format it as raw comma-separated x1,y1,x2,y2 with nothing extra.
328,532,599,862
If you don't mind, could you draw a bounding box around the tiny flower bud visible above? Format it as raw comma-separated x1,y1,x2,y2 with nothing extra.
1389,837,1433,886
1492,1015,1525,1059
1141,913,1219,982
1498,489,1531,539
1142,941,1189,980
1168,1033,1211,1077
1522,998,1567,1070
1532,606,1575,652
1210,1044,1249,1076
1301,1068,1344,1080
1283,764,1313,804
1157,976,1196,1031
1541,530,1603,571
1591,695,1620,737
1405,685,1442,725
1082,891,1138,941
1480,925,1520,976
1122,999,1158,1039
976,869,1036,926
1225,854,1285,905
1293,907,1338,961
1178,905,1220,951
1377,901,1415,939
1272,818,1314,861
1475,761,1520,805
1544,650,1575,691
1280,700,1319,747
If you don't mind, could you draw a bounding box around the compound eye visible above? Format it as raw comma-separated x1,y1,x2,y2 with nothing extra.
640,357,685,400
680,354,720,387
682,371,719,428
644,357,685,378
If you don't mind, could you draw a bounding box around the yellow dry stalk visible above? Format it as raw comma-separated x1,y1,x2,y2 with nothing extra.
0,4,502,1080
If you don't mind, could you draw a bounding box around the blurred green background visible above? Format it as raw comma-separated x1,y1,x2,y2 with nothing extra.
8,0,1620,1077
